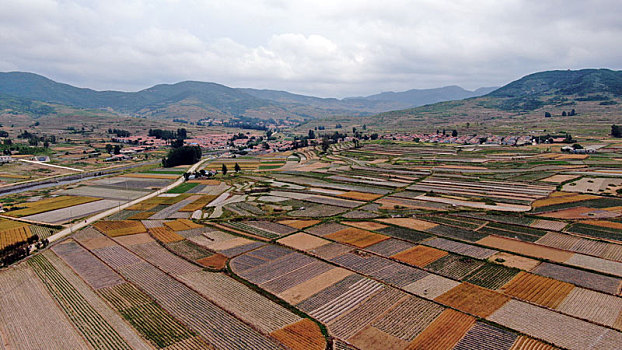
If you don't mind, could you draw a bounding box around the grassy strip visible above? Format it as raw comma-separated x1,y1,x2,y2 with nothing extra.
167,182,200,194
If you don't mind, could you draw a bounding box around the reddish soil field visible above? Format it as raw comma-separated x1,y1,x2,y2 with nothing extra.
196,254,228,269
500,272,574,309
406,309,475,350
392,245,448,267
270,319,326,350
435,283,510,318
278,219,321,229
325,227,390,248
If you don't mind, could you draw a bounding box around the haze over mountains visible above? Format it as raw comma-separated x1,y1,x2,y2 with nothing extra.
0,72,496,121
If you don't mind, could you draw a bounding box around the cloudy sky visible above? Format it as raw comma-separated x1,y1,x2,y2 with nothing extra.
1,0,621,97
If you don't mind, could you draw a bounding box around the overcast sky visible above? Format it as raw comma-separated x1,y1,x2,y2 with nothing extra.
1,0,621,97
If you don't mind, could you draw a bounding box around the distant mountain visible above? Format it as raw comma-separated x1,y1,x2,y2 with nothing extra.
0,72,497,121
349,68,622,133
488,69,622,98
348,85,498,109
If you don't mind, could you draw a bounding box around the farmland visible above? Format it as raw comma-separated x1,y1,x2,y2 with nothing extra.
1,139,622,349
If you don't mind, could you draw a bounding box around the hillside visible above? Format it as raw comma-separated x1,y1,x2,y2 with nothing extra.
0,72,494,121
299,69,622,136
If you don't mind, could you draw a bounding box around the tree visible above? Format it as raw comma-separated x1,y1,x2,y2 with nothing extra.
451,130,458,137
562,111,567,116
612,125,622,138
113,145,121,155
544,112,552,118
370,133,379,140
171,138,184,148
234,163,241,173
105,144,113,154
569,109,576,116
321,137,330,153
162,146,201,167
308,129,315,139
221,164,228,175
362,124,367,130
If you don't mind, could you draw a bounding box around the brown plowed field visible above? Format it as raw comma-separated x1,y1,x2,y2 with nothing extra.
510,336,558,350
270,319,326,350
148,227,184,243
392,245,448,267
500,272,574,308
406,309,475,350
435,283,510,318
278,219,321,229
377,218,438,231
338,191,383,201
325,227,389,248
344,221,389,231
93,220,147,237
477,236,573,263
196,254,227,269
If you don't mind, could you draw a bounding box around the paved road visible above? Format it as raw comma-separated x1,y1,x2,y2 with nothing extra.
47,157,212,243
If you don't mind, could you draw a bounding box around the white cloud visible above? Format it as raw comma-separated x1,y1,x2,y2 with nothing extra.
0,0,621,97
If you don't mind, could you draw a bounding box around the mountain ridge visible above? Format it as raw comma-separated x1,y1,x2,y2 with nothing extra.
0,71,496,120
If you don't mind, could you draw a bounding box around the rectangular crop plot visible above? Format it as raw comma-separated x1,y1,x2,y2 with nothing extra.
392,245,448,267
423,237,498,259
372,296,444,341
403,274,461,299
500,272,574,309
368,262,429,288
427,224,488,242
0,264,92,350
532,262,621,295
488,299,622,350
329,287,405,340
425,254,485,280
376,226,432,243
453,322,518,350
7,195,100,217
435,283,510,318
407,309,475,350
465,263,521,290
306,222,348,236
331,252,395,275
148,226,184,243
325,227,390,248
23,199,119,224
93,220,147,237
52,240,125,289
365,238,416,257
556,287,622,329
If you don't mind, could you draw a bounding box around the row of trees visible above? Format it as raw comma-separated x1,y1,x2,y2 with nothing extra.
545,109,576,118
0,235,47,267
148,128,187,140
107,128,131,137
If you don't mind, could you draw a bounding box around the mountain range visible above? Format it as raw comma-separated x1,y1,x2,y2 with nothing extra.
0,72,496,121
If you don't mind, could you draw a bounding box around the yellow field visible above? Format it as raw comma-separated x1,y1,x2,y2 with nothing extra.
164,219,203,231
93,220,147,237
532,193,598,208
0,226,32,249
7,196,101,217
126,211,155,220
148,227,184,243
179,196,216,212
0,219,30,230
126,202,159,211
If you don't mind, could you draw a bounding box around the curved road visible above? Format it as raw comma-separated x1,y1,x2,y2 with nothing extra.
48,157,212,243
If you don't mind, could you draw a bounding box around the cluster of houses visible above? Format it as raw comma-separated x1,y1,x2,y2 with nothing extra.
382,133,535,146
